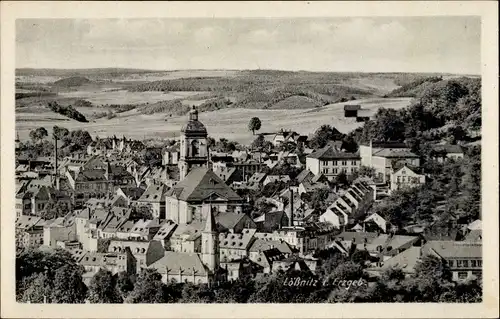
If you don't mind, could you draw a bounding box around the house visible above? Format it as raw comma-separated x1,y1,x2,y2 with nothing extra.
319,203,348,229
430,144,465,163
162,144,180,165
15,216,46,248
148,251,212,285
219,228,257,262
257,223,336,255
421,241,482,282
362,234,422,263
245,172,267,190
79,249,136,285
329,181,374,222
344,104,361,117
108,239,165,273
254,210,290,233
306,145,361,181
249,248,286,273
248,238,294,260
296,169,315,185
149,208,224,285
66,168,113,207
152,220,178,249
365,246,421,277
135,183,167,219
232,160,265,182
363,213,390,233
170,221,204,253
216,212,257,233
272,129,302,146
263,175,291,186
390,164,425,192
359,140,419,183
43,214,78,248
115,186,146,205
213,166,244,185
298,173,330,195
356,109,372,122
220,258,262,281
165,168,244,225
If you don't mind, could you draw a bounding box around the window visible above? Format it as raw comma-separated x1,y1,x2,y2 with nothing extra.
332,161,338,166
462,260,469,268
458,272,468,280
351,161,357,166
477,260,482,267
471,260,477,267
456,260,463,267
322,161,328,166
397,176,401,183
341,161,347,166
448,260,455,267
333,168,338,174
322,168,329,174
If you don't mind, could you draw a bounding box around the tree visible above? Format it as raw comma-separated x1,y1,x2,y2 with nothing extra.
40,200,69,220
309,125,344,149
248,117,262,135
29,127,48,143
52,125,69,141
115,271,135,300
19,273,53,303
50,264,87,303
87,269,122,303
334,171,349,187
125,269,167,303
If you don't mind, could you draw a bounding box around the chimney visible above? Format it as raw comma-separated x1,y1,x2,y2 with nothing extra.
289,188,294,227
54,133,60,190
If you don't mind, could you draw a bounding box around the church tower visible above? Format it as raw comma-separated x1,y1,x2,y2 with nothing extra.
178,106,209,180
201,204,219,272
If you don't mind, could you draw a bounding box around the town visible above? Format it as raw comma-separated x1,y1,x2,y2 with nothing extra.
15,75,482,303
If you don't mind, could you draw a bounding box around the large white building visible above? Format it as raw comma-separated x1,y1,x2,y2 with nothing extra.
306,145,361,181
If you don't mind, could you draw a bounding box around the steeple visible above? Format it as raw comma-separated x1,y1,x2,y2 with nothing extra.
204,204,217,233
202,203,219,272
189,105,198,121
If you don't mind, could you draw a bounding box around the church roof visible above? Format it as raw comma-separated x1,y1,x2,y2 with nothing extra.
165,168,242,202
181,120,207,134
181,107,207,134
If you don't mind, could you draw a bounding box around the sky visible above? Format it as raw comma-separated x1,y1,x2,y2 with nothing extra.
16,17,481,74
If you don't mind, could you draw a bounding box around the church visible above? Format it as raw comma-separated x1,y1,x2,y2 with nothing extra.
165,106,244,225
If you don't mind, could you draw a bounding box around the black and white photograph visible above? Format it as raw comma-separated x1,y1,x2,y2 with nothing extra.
1,1,498,318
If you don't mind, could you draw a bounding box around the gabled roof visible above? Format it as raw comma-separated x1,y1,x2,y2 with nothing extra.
431,144,464,154
137,184,167,203
149,251,208,276
219,228,256,250
308,145,360,160
378,246,421,274
372,148,419,158
344,104,361,111
296,169,314,184
249,238,293,255
423,241,482,259
76,169,107,182
117,186,146,201
215,212,247,230
165,168,242,202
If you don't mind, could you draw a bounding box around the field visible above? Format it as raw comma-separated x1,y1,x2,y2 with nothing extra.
16,68,453,144
58,90,206,105
16,97,412,144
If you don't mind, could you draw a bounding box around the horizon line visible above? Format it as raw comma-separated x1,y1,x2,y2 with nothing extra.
15,67,480,76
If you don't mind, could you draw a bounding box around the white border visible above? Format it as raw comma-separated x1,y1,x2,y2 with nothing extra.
1,1,498,318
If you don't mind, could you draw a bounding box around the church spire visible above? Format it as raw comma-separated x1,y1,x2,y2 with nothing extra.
204,204,217,233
